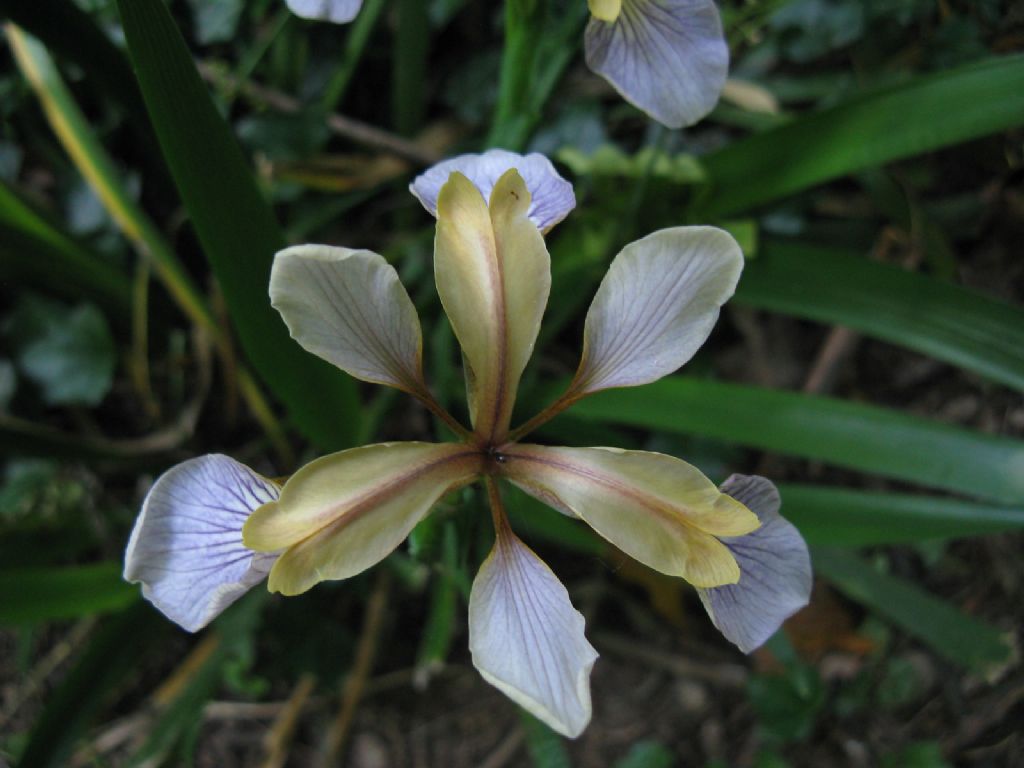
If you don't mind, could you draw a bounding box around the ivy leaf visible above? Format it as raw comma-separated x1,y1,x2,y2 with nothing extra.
6,295,116,406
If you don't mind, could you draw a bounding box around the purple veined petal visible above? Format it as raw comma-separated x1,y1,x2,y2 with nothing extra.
469,523,598,738
584,0,729,129
270,245,426,395
285,0,362,23
697,475,812,653
410,149,576,233
571,226,743,397
124,455,280,633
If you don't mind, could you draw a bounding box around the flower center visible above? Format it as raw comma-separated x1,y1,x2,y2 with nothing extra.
483,444,510,473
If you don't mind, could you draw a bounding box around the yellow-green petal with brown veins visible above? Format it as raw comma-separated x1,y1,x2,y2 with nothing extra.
243,442,484,595
433,170,551,442
498,444,759,587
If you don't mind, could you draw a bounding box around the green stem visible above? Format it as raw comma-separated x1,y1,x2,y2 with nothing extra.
393,0,429,137
322,0,387,111
488,0,544,150
507,388,580,444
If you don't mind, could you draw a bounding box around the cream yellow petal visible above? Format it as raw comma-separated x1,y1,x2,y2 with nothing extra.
571,226,742,397
435,173,497,431
243,442,483,595
489,170,551,412
499,445,758,587
269,245,425,394
434,170,550,441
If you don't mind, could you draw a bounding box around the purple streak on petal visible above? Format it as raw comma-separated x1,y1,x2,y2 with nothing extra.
698,474,812,653
584,0,728,129
124,455,280,632
409,149,576,232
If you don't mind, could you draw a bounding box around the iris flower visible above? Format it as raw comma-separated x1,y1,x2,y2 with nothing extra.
286,0,728,128
124,150,810,737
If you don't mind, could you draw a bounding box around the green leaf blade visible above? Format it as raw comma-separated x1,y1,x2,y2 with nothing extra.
116,0,360,450
735,239,1024,393
571,377,1024,504
815,548,1012,671
699,55,1024,218
780,485,1024,546
0,562,137,625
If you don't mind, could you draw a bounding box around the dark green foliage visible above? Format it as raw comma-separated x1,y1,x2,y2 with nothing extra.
5,295,116,406
117,0,360,450
1,0,1021,764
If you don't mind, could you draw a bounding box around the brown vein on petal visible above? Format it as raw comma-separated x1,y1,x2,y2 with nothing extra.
486,213,511,443
500,447,711,534
436,175,506,442
273,448,483,551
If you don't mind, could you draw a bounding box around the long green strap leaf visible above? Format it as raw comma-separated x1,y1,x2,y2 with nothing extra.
697,54,1024,218
117,0,359,450
735,239,1024,393
508,483,1015,670
8,25,292,459
0,562,137,625
570,378,1024,504
7,26,210,330
814,548,1012,671
0,0,176,199
780,485,1024,546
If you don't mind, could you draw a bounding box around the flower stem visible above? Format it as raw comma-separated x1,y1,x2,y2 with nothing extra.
413,389,473,441
484,476,512,540
506,389,580,443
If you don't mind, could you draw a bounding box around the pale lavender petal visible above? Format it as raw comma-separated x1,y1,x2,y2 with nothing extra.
585,0,729,128
469,527,598,737
286,0,362,23
124,455,280,632
697,475,812,653
572,226,743,396
270,245,425,395
410,149,576,232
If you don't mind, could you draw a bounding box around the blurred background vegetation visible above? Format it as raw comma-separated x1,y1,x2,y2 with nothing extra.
0,0,1022,765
